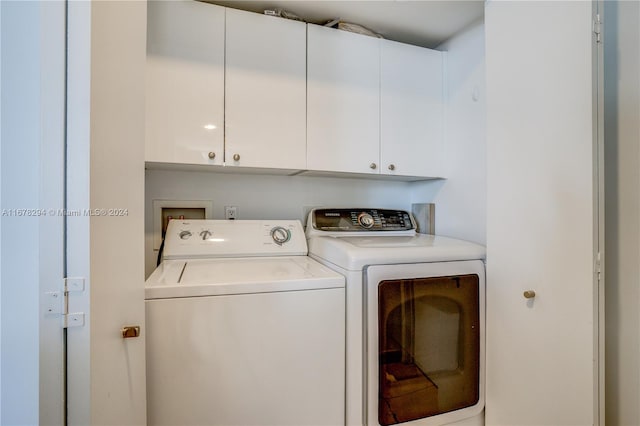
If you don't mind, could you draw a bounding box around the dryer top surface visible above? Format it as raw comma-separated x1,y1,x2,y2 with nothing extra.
307,233,486,271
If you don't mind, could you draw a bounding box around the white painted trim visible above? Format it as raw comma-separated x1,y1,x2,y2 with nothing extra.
0,1,4,420
65,1,91,424
38,1,66,424
592,2,605,424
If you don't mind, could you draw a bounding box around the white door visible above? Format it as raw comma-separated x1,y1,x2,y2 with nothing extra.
307,24,380,174
485,1,604,425
380,40,444,178
66,1,147,424
225,9,307,170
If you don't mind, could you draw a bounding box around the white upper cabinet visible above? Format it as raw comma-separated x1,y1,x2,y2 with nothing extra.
307,25,444,178
307,25,381,175
380,40,444,177
145,0,225,166
146,4,445,179
225,9,307,170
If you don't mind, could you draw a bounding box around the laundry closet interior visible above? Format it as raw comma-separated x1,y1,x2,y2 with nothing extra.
17,0,620,425
141,0,602,425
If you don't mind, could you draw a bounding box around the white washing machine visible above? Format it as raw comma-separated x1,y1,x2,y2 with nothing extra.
146,219,345,426
306,208,486,426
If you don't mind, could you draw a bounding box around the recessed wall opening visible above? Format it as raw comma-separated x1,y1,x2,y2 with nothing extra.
152,199,213,250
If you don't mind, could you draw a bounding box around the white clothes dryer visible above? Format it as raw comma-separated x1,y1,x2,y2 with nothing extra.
146,219,345,426
306,208,486,426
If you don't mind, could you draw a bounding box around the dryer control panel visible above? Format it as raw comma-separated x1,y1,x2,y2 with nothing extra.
309,208,415,232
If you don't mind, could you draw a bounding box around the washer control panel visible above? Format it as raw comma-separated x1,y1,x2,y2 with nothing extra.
311,208,414,232
162,220,307,260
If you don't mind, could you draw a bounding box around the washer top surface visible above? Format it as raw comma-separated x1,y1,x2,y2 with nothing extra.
146,256,345,300
147,219,344,299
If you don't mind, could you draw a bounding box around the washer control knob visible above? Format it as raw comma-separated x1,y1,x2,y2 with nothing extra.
179,230,192,240
357,212,375,229
200,230,212,240
270,226,291,246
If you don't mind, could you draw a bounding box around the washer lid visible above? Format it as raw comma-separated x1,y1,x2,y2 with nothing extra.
145,256,345,300
307,234,486,271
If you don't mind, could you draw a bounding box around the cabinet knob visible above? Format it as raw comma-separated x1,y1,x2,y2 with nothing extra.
233,154,240,162
388,164,396,171
208,152,216,159
369,163,377,170
523,290,536,299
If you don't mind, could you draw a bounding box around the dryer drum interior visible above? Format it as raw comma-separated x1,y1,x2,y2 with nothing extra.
378,274,481,426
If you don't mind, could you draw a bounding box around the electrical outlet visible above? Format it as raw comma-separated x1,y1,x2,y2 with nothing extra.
225,206,238,220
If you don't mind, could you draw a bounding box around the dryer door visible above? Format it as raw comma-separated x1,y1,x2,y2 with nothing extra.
365,261,485,426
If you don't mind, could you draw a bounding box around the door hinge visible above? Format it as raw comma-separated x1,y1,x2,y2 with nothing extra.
595,252,603,280
593,14,602,44
45,277,86,328
63,277,85,328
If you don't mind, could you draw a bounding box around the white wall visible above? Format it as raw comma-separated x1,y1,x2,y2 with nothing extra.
145,169,416,276
412,19,486,245
604,2,640,425
1,3,43,424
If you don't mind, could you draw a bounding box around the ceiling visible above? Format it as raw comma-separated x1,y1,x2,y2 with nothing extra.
206,1,484,48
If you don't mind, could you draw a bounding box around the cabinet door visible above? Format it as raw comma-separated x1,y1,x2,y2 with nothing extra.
145,1,224,165
307,25,380,174
485,1,603,425
225,10,307,170
380,40,444,177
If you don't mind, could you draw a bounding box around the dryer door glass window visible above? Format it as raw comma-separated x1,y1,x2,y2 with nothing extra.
378,274,480,425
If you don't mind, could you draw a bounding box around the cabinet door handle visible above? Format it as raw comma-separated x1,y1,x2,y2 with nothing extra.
122,326,141,338
388,164,396,171
233,154,240,161
369,163,377,170
523,290,536,299
208,152,216,159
